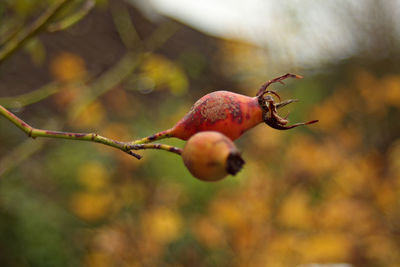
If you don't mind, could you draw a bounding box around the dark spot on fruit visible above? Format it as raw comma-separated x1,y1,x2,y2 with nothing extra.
226,152,245,175
206,161,219,167
200,97,228,123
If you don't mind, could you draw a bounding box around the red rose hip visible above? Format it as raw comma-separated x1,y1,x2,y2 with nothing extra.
137,74,318,144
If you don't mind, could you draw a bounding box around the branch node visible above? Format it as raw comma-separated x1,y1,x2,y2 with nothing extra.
28,128,34,138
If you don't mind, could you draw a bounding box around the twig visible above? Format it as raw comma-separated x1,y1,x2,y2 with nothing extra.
129,143,182,155
0,0,72,63
0,82,60,108
0,105,182,160
0,18,24,47
47,0,96,32
111,3,141,49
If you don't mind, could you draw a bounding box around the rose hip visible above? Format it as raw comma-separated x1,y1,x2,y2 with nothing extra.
138,73,318,144
182,131,245,181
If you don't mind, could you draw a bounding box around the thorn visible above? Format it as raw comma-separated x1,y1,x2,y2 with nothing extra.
127,150,142,159
275,99,298,109
305,119,319,125
256,73,303,97
262,90,281,101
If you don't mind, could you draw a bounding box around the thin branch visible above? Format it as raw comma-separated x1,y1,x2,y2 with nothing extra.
47,0,96,32
0,0,73,63
0,105,182,160
0,18,24,47
0,82,60,108
129,143,182,155
111,3,141,49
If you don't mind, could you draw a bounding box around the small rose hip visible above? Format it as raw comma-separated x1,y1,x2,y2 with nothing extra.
181,131,245,181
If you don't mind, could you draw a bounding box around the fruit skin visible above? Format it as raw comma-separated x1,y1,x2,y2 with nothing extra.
182,131,245,181
171,91,263,141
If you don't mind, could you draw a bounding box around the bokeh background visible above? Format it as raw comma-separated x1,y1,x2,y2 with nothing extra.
1,0,400,266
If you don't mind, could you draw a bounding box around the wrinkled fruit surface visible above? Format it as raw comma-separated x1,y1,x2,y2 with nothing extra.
171,91,263,141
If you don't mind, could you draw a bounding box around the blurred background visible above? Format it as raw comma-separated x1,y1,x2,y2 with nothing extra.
0,0,400,266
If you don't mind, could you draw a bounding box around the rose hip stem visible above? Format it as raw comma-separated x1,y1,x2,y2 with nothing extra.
0,104,181,159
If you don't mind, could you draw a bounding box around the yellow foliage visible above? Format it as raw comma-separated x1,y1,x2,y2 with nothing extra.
50,52,87,82
84,252,112,267
333,154,381,197
354,71,400,113
317,198,376,237
299,233,351,262
92,228,127,256
70,191,114,222
117,181,145,206
250,125,283,150
78,161,109,191
381,75,400,107
141,208,183,244
233,225,259,257
388,139,400,180
52,84,81,108
192,218,225,247
278,190,312,229
211,199,244,229
335,127,362,151
286,135,339,175
374,181,397,213
364,235,400,264
140,54,188,96
313,100,343,131
72,101,106,129
217,39,266,85
312,89,349,132
257,234,301,267
268,234,299,257
102,123,131,141
103,89,134,117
